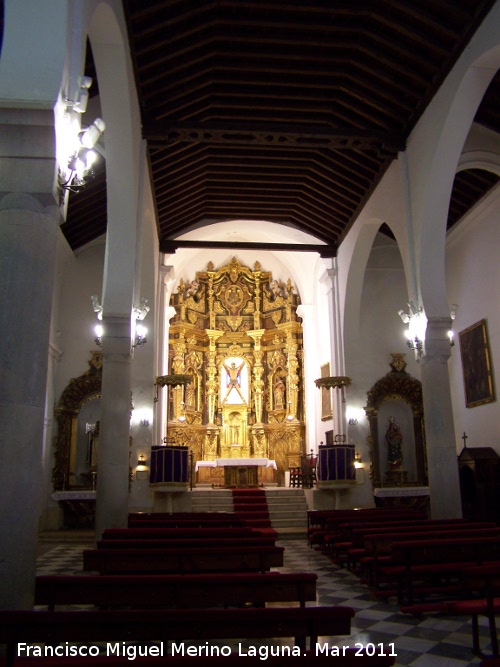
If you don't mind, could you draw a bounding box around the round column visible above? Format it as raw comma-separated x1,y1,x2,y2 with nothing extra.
421,317,462,518
94,316,133,540
0,193,59,607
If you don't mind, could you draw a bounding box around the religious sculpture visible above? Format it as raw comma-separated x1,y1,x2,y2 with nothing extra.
273,375,286,409
222,360,246,403
385,416,403,468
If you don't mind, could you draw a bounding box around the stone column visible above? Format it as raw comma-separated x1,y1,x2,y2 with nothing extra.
421,317,462,518
326,267,346,436
0,103,61,607
0,194,60,608
94,317,133,540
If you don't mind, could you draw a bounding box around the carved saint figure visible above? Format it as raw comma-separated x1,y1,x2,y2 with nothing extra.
386,416,403,468
269,279,283,300
185,279,199,298
185,382,196,410
273,375,286,409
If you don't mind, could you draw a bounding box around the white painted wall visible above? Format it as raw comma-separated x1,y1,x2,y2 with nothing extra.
446,186,500,453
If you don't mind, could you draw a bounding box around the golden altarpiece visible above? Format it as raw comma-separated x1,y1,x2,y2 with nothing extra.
163,257,305,486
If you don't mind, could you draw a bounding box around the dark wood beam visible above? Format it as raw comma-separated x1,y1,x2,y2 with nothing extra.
144,121,406,152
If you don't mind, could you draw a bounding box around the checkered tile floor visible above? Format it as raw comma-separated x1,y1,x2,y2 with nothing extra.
36,538,494,665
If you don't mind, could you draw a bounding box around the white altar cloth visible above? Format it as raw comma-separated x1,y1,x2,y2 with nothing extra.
373,486,429,498
52,491,96,501
195,458,277,472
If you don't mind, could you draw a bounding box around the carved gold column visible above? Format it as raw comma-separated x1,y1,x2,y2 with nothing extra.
252,264,262,329
205,330,223,424
207,270,216,330
285,328,299,421
252,426,268,458
171,330,187,421
203,426,219,461
248,329,265,424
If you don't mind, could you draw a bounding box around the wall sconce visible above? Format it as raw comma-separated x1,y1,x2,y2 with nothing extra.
136,454,149,480
132,323,148,348
94,324,103,347
346,406,364,426
93,322,147,349
354,452,364,469
398,301,427,359
58,118,105,199
448,304,458,347
132,298,149,349
132,407,153,428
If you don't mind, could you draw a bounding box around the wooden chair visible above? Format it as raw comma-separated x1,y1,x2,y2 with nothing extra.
289,452,317,488
301,452,317,488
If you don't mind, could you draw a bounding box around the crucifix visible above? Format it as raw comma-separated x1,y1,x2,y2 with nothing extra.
462,432,468,448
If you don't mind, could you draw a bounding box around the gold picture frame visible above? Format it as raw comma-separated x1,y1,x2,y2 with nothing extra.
320,363,333,421
459,319,495,408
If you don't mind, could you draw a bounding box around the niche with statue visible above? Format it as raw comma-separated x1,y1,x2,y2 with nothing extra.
365,354,427,487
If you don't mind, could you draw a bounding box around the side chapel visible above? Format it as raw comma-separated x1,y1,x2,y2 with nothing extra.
164,258,305,486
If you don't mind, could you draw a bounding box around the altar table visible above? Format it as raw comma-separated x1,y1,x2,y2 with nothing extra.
195,458,277,487
373,486,430,512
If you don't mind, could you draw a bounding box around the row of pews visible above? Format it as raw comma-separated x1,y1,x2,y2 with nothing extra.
0,509,396,667
307,507,500,658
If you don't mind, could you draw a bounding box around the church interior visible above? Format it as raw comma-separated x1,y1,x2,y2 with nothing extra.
1,1,500,664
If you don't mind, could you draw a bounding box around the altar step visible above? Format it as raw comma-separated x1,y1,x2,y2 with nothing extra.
265,489,308,532
190,488,308,536
190,489,234,513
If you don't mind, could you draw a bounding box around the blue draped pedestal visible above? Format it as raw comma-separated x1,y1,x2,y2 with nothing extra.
317,444,356,488
150,445,189,487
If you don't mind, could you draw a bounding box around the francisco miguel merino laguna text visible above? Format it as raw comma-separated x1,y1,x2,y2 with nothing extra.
17,642,305,660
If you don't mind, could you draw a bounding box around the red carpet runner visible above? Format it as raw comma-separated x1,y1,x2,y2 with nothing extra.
231,489,276,537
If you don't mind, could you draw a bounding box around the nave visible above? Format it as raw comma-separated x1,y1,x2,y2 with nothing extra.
35,536,492,667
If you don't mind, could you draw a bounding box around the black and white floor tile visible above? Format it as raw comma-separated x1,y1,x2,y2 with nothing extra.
36,537,494,666
280,540,489,667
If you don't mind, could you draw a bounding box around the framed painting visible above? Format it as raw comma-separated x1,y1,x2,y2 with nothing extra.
320,363,333,421
459,319,495,408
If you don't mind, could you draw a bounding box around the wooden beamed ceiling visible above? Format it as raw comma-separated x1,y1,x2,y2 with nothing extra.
63,0,499,252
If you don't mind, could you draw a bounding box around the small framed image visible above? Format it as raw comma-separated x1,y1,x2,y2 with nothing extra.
459,319,495,408
320,363,333,421
136,470,149,481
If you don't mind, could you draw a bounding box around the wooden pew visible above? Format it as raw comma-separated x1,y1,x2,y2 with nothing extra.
307,510,428,549
307,508,427,532
96,537,277,551
400,562,500,657
0,605,355,666
457,562,500,657
102,527,263,539
329,518,480,563
324,521,419,560
307,507,425,530
380,536,500,605
129,512,237,520
357,525,500,581
35,571,317,610
83,544,285,574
